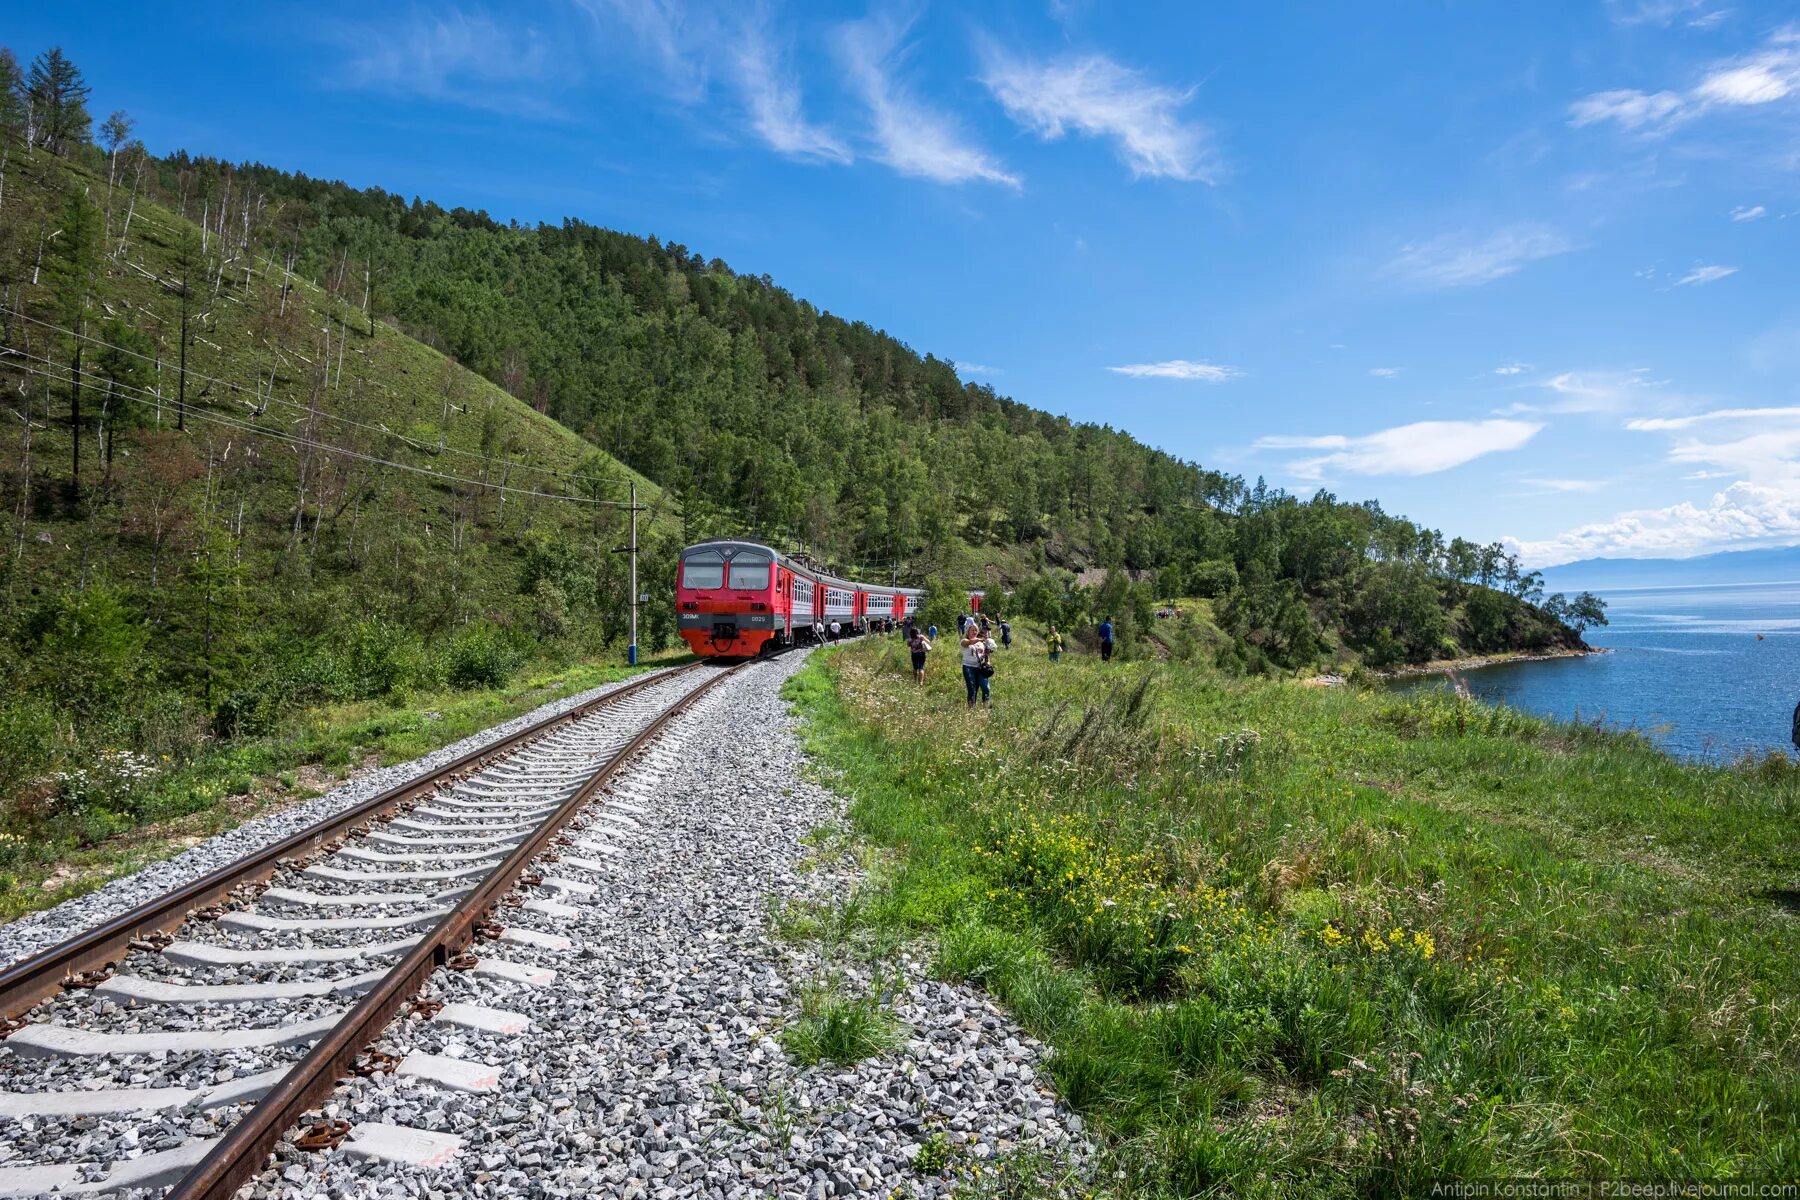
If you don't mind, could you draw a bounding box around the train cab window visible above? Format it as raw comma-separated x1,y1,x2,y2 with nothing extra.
728,553,771,590
682,551,726,589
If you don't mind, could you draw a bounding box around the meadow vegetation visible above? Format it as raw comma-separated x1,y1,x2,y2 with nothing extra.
0,651,680,920
787,633,1800,1195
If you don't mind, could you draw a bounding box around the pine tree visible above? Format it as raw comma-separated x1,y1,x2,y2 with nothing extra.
25,47,91,155
0,48,25,134
45,190,103,489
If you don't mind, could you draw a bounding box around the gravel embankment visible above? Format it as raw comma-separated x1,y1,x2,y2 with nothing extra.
0,668,676,974
254,650,1091,1199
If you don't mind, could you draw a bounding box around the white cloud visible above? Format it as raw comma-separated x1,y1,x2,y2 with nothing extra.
729,23,851,163
1627,405,1800,431
1568,89,1686,129
1731,204,1767,221
1514,482,1800,563
1385,224,1574,290
1256,419,1543,479
1677,263,1738,286
837,16,1020,187
1523,477,1608,493
1697,57,1796,106
1368,367,1402,378
575,0,709,99
954,361,1000,376
1604,0,1725,26
1107,359,1241,382
981,52,1221,182
1503,369,1664,415
344,8,558,112
1570,28,1800,132
1518,401,1800,563
1495,362,1533,375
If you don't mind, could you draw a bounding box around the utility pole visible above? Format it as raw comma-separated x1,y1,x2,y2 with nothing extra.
628,481,639,666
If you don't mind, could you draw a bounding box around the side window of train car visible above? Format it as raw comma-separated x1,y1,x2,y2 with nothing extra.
728,553,771,590
683,551,725,589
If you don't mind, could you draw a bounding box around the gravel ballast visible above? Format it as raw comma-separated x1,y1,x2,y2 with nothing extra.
0,667,676,974
254,649,1093,1198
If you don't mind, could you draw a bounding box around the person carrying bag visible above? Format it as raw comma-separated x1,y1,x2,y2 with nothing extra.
961,625,996,707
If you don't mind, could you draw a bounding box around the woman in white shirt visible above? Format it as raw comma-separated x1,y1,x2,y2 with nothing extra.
960,626,996,707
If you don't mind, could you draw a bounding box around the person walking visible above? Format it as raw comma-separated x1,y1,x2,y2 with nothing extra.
999,619,1012,650
812,618,825,644
1098,616,1115,662
927,622,938,643
1046,625,1064,662
961,623,996,708
907,625,932,686
829,618,842,641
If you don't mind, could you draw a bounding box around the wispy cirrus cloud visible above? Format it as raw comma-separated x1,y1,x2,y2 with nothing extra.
1256,419,1543,480
1500,368,1665,415
1368,367,1402,378
729,19,851,163
1569,26,1800,132
954,360,1001,376
980,51,1221,182
343,7,561,114
1107,359,1241,382
1568,88,1686,129
1385,224,1575,290
1626,405,1800,431
1604,0,1728,27
1495,362,1533,375
837,14,1019,187
575,0,851,164
1677,263,1738,286
1731,204,1767,221
1522,477,1608,493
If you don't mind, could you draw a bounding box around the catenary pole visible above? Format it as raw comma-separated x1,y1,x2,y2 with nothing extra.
628,481,639,666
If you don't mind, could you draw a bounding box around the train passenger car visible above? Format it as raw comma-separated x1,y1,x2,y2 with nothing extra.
676,538,979,658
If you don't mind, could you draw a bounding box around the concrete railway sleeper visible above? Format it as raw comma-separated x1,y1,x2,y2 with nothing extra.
0,657,761,1200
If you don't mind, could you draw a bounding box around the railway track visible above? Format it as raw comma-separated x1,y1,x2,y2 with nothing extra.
0,657,754,1199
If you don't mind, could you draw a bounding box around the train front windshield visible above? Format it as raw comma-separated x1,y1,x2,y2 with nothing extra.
727,554,771,590
682,551,726,589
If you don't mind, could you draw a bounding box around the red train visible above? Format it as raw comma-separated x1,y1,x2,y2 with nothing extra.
676,539,980,658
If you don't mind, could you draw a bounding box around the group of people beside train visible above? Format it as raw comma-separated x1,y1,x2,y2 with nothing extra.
896,609,1118,707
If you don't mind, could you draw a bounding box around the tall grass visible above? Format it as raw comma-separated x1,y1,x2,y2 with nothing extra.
786,635,1800,1194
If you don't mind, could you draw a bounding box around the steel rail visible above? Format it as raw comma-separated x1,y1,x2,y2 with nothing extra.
0,661,703,1024
166,657,751,1200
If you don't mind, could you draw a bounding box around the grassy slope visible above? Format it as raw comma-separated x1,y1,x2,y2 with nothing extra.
2,146,676,602
786,630,1799,1195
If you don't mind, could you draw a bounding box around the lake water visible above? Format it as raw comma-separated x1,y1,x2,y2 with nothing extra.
1393,581,1800,763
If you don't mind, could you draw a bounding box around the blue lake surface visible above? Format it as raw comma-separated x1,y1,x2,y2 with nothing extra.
1394,581,1800,762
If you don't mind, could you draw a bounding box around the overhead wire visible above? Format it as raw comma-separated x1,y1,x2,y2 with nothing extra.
6,309,611,489
0,349,642,509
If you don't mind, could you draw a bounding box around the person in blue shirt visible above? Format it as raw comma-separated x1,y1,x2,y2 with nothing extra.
1098,617,1115,662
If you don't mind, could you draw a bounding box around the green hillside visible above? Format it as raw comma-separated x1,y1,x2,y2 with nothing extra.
0,123,681,820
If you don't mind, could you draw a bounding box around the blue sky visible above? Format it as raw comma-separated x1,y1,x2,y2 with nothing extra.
16,1,1800,564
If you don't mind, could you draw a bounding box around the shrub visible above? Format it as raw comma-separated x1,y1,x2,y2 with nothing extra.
0,695,63,801
1190,560,1239,599
444,622,523,690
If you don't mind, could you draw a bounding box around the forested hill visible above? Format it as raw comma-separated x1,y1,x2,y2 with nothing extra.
150,150,1595,666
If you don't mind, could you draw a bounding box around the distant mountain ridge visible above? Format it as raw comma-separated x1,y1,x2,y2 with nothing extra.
1541,544,1800,591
